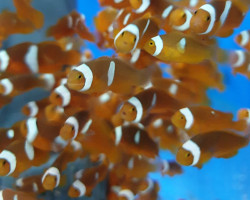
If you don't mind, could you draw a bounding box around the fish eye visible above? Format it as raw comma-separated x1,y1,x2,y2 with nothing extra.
180,116,184,120
182,13,186,18
186,152,191,157
206,16,210,21
2,160,6,165
78,75,82,79
149,41,154,46
132,107,135,111
56,94,60,98
134,37,136,42
72,126,75,131
121,32,125,36
194,10,197,15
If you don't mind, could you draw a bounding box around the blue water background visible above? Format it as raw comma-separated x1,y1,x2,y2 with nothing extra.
77,1,250,200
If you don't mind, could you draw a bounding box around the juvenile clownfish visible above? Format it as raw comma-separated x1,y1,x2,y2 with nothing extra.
114,125,158,158
22,99,49,118
0,74,55,97
190,0,245,37
0,140,49,177
234,30,250,51
229,50,250,78
67,57,153,95
169,60,224,91
171,106,247,136
176,130,249,168
99,0,131,9
136,180,159,200
114,17,160,53
15,174,45,194
117,88,184,123
0,188,38,200
68,163,108,198
0,41,81,74
237,109,250,124
143,32,213,64
13,0,44,29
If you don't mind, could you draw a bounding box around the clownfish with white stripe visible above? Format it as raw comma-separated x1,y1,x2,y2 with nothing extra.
114,124,158,158
0,41,81,74
0,140,49,177
22,99,50,118
176,130,249,168
143,32,213,64
68,162,108,198
47,10,95,42
114,17,160,53
171,106,247,136
67,56,153,95
13,0,44,29
99,0,130,9
0,188,38,200
237,108,250,125
235,30,250,51
229,50,250,78
190,0,245,37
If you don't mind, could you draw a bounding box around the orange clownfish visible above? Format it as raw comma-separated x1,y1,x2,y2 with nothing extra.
47,10,95,42
114,17,160,53
22,99,50,118
0,188,38,200
176,130,249,168
171,106,247,136
190,0,245,37
98,0,131,9
234,30,250,51
67,56,153,95
143,32,213,64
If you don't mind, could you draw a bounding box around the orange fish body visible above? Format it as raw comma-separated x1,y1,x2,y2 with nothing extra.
176,130,249,167
67,57,152,95
143,32,213,64
0,188,38,200
114,17,160,53
47,10,95,42
99,0,131,9
234,30,250,51
190,0,245,37
22,99,50,118
171,106,247,136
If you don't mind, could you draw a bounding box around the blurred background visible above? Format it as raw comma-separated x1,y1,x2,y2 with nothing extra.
0,0,249,199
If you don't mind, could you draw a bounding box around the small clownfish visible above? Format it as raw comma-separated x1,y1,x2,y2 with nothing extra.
171,106,247,136
15,174,45,194
237,108,250,125
114,17,160,53
98,0,131,9
162,160,183,177
68,163,108,198
59,110,91,141
0,41,81,74
135,180,159,200
67,56,153,95
47,10,95,42
0,140,49,177
146,118,182,153
190,0,245,37
176,130,249,168
151,77,209,104
0,11,35,45
41,141,84,191
169,60,224,91
229,50,250,78
44,104,68,123
49,84,90,110
114,125,158,158
20,117,65,151
22,99,50,118
0,188,38,200
118,88,184,123
234,30,250,51
13,0,44,29
143,32,213,64
0,74,55,97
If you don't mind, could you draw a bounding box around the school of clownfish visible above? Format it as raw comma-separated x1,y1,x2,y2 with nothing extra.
0,0,250,199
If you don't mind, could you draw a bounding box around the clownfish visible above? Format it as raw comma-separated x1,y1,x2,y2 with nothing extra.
0,74,55,97
176,130,249,168
174,0,206,10
117,88,184,124
143,32,213,64
135,180,159,200
0,11,35,45
114,125,158,158
114,17,160,53
0,188,37,200
68,163,108,198
190,0,245,37
169,60,224,91
0,41,81,74
15,174,45,194
47,10,95,41
99,0,131,9
171,106,247,136
234,30,250,51
237,108,250,125
67,56,153,95
0,140,49,177
229,50,250,78
59,110,91,141
41,141,84,191
22,99,50,118
13,0,44,29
